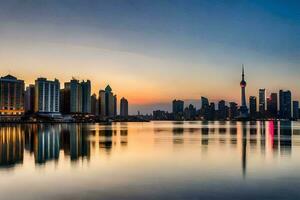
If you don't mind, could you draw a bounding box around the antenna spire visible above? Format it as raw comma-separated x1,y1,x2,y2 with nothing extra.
242,64,245,80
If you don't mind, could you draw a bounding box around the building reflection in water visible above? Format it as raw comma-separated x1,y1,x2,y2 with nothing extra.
279,121,292,156
0,121,295,175
99,128,114,152
173,123,184,145
35,124,60,164
0,125,24,168
63,124,90,161
120,129,128,146
0,123,131,168
229,121,237,146
241,122,247,179
201,121,209,147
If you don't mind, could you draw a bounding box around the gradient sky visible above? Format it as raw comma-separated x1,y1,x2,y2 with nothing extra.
0,0,299,114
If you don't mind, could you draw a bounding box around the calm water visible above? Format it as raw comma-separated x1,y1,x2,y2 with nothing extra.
1,121,300,200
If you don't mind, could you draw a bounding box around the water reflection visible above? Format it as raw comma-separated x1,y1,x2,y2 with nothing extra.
0,125,23,168
0,123,130,168
0,121,296,178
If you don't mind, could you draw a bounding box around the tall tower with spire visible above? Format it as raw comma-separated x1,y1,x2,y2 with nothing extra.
239,65,248,119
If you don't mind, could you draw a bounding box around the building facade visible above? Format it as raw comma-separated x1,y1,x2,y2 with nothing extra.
34,78,60,114
91,93,99,116
62,79,91,114
249,96,257,119
120,97,129,117
259,89,266,113
25,84,35,114
99,85,117,118
0,75,25,117
267,93,278,118
293,101,299,120
201,96,210,120
172,100,184,114
81,80,91,114
218,100,227,120
279,90,292,119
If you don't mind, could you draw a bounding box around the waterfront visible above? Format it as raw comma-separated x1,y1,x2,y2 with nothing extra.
1,121,300,199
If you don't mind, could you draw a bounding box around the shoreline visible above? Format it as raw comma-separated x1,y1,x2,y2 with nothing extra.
0,119,296,124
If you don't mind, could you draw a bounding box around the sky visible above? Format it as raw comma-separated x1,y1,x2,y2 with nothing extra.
0,0,299,114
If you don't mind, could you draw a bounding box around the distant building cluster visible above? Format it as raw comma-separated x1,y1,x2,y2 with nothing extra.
0,75,129,121
153,67,299,121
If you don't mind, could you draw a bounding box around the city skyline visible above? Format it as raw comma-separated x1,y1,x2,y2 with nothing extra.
0,0,299,114
1,67,298,119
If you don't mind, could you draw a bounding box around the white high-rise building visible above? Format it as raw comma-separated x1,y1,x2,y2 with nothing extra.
35,78,60,115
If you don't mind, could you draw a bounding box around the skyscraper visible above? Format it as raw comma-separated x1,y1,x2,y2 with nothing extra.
239,66,248,118
249,96,257,119
63,79,91,114
279,90,292,119
172,99,184,120
0,75,25,117
60,88,70,114
172,99,184,114
99,85,117,118
293,101,299,120
267,93,278,118
25,84,35,114
218,100,227,120
184,104,197,120
259,89,266,113
34,78,60,115
81,80,91,114
113,95,117,116
208,102,215,120
68,79,82,113
229,102,238,120
120,97,129,117
99,90,106,117
201,97,210,120
91,93,99,116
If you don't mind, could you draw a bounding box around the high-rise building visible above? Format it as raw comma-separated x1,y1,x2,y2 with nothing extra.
172,99,184,114
201,97,210,120
208,102,215,120
91,93,99,116
99,85,116,118
293,101,299,120
0,75,25,117
63,79,91,114
239,66,248,118
267,93,278,118
218,100,227,120
69,79,82,113
120,97,129,117
25,84,35,114
259,89,266,113
99,90,106,117
229,102,238,120
60,88,70,114
279,90,292,119
201,97,209,109
81,80,91,114
34,78,60,114
113,95,117,116
184,104,197,120
249,96,257,118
